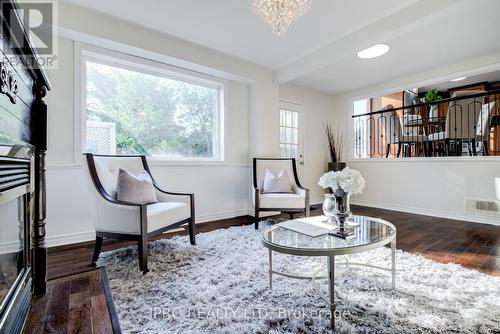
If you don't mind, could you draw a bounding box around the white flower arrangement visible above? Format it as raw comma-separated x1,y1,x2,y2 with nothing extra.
318,167,366,195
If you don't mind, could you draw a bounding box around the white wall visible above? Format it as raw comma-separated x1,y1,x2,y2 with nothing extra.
331,54,500,226
43,3,336,246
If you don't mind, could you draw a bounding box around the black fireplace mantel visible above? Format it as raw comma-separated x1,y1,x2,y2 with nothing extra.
0,0,51,332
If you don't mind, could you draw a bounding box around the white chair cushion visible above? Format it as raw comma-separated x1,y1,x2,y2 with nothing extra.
147,202,190,233
262,168,292,193
259,193,305,209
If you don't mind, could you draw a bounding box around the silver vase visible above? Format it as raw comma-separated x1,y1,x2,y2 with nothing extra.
322,193,336,224
332,188,352,235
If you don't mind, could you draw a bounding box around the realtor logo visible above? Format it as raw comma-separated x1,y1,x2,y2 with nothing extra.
1,0,58,69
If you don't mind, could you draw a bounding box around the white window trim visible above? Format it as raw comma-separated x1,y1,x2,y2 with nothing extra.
73,42,226,166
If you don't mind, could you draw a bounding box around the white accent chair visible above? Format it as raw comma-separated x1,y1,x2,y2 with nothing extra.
252,158,310,229
427,90,486,155
84,153,196,274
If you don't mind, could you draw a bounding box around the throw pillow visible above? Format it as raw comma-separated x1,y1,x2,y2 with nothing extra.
262,168,293,193
116,168,158,204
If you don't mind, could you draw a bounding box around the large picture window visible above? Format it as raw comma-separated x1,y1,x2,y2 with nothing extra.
81,51,223,160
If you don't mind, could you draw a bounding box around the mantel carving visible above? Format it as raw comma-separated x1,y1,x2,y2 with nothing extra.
0,61,18,104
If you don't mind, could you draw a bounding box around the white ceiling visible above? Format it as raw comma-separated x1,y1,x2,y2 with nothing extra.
63,0,500,94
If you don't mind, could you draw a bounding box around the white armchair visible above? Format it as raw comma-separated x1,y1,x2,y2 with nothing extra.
84,153,196,274
252,158,310,229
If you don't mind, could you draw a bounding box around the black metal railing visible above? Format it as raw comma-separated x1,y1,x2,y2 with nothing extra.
352,89,500,158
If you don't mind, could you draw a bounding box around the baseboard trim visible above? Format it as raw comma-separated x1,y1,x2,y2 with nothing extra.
196,209,250,223
47,230,96,247
351,199,500,226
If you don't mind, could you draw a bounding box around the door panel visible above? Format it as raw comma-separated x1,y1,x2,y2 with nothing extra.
279,101,304,180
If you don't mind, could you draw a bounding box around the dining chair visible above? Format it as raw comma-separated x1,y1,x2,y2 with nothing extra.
381,107,426,158
476,101,496,155
427,90,486,156
84,153,196,274
252,158,310,229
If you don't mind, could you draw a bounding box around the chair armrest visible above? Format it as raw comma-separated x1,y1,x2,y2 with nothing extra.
154,185,195,221
153,184,193,205
254,188,260,209
154,184,192,198
295,182,308,191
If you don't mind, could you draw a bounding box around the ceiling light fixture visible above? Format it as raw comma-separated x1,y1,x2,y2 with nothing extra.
357,44,390,59
450,76,467,82
252,0,312,36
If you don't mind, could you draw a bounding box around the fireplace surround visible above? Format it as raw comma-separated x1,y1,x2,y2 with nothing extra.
0,152,32,333
0,0,51,332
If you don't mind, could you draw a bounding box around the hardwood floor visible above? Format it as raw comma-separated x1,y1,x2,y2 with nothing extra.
351,205,500,275
24,268,120,334
24,205,500,333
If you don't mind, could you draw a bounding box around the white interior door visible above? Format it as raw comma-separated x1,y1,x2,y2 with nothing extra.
279,101,305,180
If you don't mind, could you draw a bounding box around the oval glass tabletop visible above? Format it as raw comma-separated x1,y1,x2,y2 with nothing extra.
262,215,396,255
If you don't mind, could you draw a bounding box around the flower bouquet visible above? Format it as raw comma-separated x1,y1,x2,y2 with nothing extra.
318,167,365,237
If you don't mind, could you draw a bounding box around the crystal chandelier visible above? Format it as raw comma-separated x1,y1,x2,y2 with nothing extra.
252,0,312,36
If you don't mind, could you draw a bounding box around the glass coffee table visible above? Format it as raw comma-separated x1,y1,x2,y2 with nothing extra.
261,215,396,329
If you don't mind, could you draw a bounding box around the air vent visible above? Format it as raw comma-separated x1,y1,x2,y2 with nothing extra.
465,198,500,218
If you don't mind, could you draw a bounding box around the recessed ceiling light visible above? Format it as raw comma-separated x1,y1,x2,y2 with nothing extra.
450,76,467,82
357,44,390,59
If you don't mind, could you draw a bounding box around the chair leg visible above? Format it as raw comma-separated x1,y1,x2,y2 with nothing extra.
255,210,259,230
455,141,461,156
138,237,148,274
471,138,478,156
422,141,428,157
91,236,103,266
289,212,294,220
305,192,310,217
444,139,450,156
483,140,489,156
385,143,390,158
396,143,402,158
189,217,196,245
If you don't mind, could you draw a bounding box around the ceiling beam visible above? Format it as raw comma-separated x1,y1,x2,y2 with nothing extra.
273,0,473,84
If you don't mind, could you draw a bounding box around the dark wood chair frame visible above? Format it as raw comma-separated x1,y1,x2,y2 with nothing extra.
253,158,310,230
84,153,196,274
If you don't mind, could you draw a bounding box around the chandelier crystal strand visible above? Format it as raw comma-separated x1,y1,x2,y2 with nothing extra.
252,0,312,35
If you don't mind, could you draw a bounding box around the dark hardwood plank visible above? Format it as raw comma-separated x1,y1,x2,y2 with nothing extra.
24,268,120,334
89,270,113,334
44,280,71,333
67,277,92,334
23,285,52,334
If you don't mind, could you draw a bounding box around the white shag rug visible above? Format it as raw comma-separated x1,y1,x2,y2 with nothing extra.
99,222,500,334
